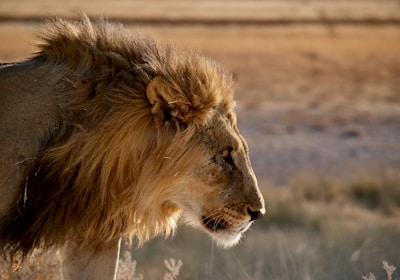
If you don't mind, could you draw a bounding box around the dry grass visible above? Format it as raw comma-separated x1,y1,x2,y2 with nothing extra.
289,170,400,215
0,251,182,280
265,170,400,234
1,170,399,279
0,249,61,280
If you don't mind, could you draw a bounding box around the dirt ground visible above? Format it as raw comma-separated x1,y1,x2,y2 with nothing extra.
1,21,399,187
1,0,399,22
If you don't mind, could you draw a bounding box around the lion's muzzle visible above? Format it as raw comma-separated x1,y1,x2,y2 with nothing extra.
246,206,264,221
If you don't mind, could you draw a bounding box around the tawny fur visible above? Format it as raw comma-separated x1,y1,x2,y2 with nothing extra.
0,15,235,262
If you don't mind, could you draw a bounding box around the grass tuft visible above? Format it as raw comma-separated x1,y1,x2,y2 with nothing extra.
363,260,397,280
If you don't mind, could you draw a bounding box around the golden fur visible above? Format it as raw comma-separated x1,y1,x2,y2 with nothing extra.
0,16,264,264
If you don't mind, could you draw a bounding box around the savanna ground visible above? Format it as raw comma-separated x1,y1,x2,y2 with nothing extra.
1,1,400,279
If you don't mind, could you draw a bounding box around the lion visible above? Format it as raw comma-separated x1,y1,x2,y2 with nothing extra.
0,15,265,280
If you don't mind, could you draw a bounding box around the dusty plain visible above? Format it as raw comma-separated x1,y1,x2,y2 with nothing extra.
1,22,399,186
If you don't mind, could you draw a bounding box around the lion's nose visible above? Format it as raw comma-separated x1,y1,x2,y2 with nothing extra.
246,206,264,221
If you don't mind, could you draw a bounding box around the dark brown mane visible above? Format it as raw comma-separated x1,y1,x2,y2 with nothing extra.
0,15,235,263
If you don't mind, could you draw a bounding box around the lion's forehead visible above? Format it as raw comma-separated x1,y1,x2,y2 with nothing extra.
193,114,244,151
190,114,255,188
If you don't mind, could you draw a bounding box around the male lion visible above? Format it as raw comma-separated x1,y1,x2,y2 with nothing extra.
0,16,265,279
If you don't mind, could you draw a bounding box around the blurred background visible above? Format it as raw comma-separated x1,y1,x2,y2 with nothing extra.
1,1,399,279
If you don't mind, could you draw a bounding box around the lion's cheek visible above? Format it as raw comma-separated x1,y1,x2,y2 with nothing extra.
197,164,228,186
186,182,223,212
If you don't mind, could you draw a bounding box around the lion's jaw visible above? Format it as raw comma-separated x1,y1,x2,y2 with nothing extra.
200,211,255,249
180,189,264,249
179,210,248,249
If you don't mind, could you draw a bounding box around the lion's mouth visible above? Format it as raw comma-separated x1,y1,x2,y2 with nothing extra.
201,216,228,232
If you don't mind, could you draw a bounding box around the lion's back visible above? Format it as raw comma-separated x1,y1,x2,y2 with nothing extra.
0,61,58,212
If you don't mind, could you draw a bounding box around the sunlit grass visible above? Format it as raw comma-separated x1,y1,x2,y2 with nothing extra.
1,170,399,279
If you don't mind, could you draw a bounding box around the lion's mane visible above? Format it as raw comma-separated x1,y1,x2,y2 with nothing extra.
0,16,234,261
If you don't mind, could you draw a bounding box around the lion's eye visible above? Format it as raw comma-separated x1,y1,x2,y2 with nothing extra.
222,148,234,165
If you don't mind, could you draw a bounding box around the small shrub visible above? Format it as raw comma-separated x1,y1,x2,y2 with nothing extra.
163,259,182,280
117,251,143,280
290,173,343,203
383,260,397,280
340,126,365,138
349,181,382,210
347,172,400,215
362,260,397,280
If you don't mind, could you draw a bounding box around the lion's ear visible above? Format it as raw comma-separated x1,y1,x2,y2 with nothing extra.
146,76,193,129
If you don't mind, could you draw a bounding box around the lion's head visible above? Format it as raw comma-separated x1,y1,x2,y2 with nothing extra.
182,116,265,248
146,76,265,248
0,16,264,261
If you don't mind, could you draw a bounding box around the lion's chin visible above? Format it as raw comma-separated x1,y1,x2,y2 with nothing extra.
209,230,243,249
181,213,252,249
200,216,253,249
